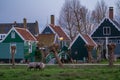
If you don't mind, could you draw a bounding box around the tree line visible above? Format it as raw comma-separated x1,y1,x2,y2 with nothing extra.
58,0,120,40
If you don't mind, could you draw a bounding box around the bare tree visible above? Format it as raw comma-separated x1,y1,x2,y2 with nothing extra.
115,0,120,23
91,0,107,24
59,0,92,40
59,0,76,40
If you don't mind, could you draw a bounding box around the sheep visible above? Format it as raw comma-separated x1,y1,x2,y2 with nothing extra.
36,62,45,70
27,62,45,71
27,62,37,70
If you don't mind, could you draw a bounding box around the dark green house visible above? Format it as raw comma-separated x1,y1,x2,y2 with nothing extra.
91,7,120,59
0,27,37,63
69,33,97,61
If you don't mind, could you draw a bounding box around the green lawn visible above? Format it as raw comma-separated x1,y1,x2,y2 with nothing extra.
0,65,120,80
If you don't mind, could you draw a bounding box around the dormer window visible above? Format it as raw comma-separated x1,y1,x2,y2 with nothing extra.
103,27,111,35
11,31,15,38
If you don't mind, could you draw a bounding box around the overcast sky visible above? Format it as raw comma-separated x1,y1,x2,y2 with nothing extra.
0,0,116,32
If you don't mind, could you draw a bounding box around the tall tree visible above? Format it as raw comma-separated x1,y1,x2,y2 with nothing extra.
59,0,77,40
59,0,92,40
115,0,120,23
91,0,107,24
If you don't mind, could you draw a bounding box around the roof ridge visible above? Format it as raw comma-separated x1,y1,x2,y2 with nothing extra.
15,27,26,30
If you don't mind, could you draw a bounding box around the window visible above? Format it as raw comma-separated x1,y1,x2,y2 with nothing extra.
0,35,2,39
28,42,32,53
117,40,120,44
11,31,15,38
103,27,111,35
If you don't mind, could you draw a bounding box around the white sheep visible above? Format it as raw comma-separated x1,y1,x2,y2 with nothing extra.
27,62,45,70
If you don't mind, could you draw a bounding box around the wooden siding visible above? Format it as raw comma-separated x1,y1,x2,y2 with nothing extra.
91,18,120,37
24,42,37,61
2,30,24,43
70,36,88,60
41,26,54,34
0,43,24,59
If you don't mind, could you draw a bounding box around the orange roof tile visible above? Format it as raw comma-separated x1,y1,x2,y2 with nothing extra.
15,27,36,41
82,34,97,46
50,24,70,41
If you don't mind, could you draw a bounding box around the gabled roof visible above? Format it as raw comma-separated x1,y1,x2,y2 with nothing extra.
1,27,37,43
69,33,97,49
0,22,39,35
49,24,70,41
90,17,120,36
36,34,55,47
15,27,37,41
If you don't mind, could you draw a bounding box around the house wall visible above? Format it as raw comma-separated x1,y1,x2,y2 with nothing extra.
41,26,54,34
91,18,120,57
70,36,88,60
0,43,24,63
93,37,120,56
91,19,120,37
24,41,37,62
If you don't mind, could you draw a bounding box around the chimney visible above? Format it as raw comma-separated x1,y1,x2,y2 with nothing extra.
109,7,113,20
14,21,17,27
23,18,27,29
51,15,55,25
35,20,39,35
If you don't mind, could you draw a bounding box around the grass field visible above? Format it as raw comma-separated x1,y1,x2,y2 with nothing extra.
0,64,120,80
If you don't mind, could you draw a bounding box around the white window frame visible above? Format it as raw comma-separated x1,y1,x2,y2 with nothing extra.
103,27,111,35
28,42,32,53
11,31,15,39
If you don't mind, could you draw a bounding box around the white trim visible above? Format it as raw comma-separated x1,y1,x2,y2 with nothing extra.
26,29,37,41
108,18,120,31
90,17,120,36
90,17,106,36
1,27,24,42
54,34,57,43
14,28,25,41
15,27,37,41
68,33,88,49
103,27,111,35
60,27,71,41
41,24,71,41
87,34,97,47
40,24,49,34
41,24,56,34
49,25,56,34
1,27,13,42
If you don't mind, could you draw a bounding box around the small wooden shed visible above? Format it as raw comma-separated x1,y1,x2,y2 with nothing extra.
68,33,97,61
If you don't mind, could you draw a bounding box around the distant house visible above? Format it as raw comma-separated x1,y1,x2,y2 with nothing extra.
39,15,71,48
36,34,56,56
91,7,120,58
68,33,97,61
36,34,55,48
0,27,37,63
0,18,39,41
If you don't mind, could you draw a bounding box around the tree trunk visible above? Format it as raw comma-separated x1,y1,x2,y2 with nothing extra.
50,44,64,68
54,51,64,68
11,52,15,67
11,46,16,68
85,45,94,63
107,43,116,67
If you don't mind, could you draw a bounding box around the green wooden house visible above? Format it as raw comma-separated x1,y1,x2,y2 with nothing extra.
91,7,120,59
0,27,37,63
68,33,97,61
